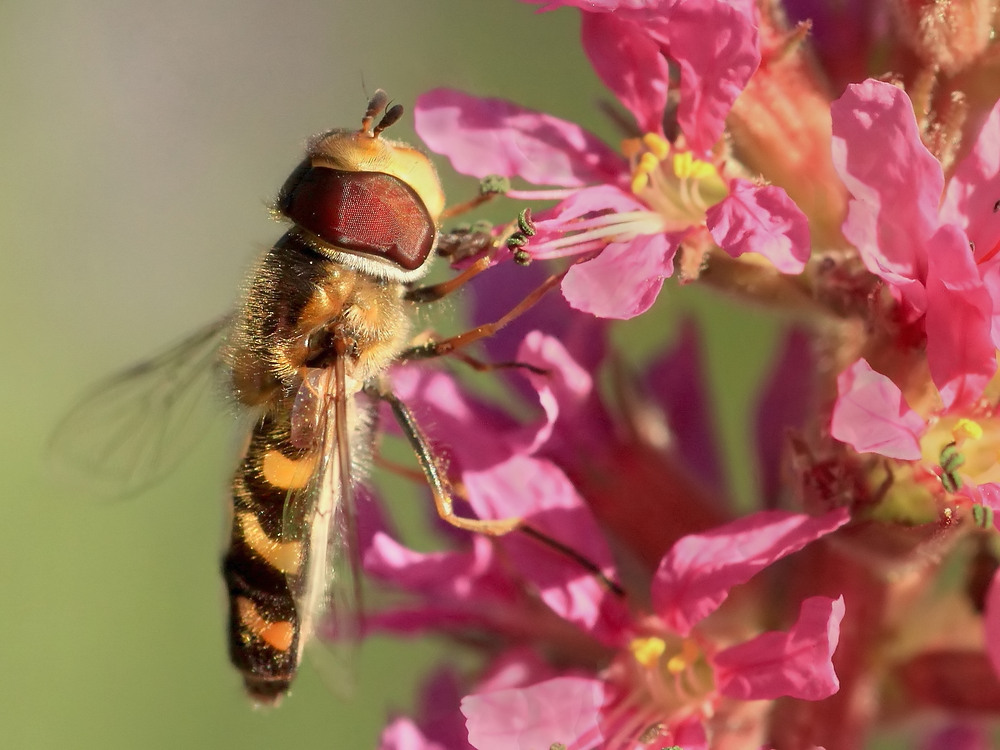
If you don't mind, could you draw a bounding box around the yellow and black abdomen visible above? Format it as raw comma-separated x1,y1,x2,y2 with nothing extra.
222,404,313,704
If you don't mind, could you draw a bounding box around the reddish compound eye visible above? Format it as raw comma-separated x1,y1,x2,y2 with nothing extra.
277,165,435,271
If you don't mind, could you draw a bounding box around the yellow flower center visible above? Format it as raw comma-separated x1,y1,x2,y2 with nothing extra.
622,133,728,230
665,638,702,674
628,635,707,684
953,418,984,443
918,416,1000,492
630,635,667,668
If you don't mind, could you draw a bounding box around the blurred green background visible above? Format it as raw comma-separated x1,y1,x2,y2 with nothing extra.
1,1,782,748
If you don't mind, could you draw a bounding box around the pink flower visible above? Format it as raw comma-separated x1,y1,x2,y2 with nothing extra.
415,82,809,319
462,676,606,750
379,669,473,750
830,359,926,461
358,362,631,646
507,324,734,565
460,509,849,749
830,79,1000,408
352,329,849,748
519,0,760,153
831,358,1000,501
754,327,816,505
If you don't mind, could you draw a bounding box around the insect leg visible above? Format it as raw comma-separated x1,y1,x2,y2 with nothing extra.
401,264,570,362
407,207,535,304
405,254,494,303
439,175,511,220
373,385,626,597
444,351,547,375
517,526,626,597
369,382,522,536
371,384,627,596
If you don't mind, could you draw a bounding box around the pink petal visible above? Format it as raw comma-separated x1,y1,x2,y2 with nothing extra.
651,508,850,635
580,12,669,135
379,718,449,750
464,456,629,641
462,676,605,750
414,89,625,187
363,605,502,638
363,533,518,609
981,263,1000,350
925,223,996,408
755,328,814,503
645,319,727,494
706,179,811,272
972,483,1000,527
671,718,709,750
831,80,943,309
364,532,478,592
942,98,1000,263
714,595,845,700
474,647,560,694
379,668,475,750
921,725,991,750
511,331,594,454
536,184,648,229
561,233,678,319
830,359,925,460
520,0,661,9
647,1,760,153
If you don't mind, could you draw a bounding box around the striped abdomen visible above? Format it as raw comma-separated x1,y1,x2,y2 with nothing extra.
222,405,317,703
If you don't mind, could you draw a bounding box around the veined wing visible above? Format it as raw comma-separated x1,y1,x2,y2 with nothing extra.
49,316,232,498
281,361,371,693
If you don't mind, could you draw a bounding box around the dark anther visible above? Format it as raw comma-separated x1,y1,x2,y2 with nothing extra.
973,504,994,529
436,224,495,262
940,442,964,473
516,208,535,237
638,724,665,743
994,198,1000,213
939,441,965,493
504,233,528,254
505,208,535,265
478,174,511,196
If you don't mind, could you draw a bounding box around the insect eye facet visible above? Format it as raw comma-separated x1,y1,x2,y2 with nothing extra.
278,166,435,271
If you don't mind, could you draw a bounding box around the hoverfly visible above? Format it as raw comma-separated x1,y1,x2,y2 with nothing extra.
53,90,554,705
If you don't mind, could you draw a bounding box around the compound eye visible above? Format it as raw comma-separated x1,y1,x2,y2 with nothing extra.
277,165,435,271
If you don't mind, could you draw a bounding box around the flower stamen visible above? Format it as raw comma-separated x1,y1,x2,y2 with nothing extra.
624,133,728,229
630,636,667,668
953,418,984,445
665,638,701,675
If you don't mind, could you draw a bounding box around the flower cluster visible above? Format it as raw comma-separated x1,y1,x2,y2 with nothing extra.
345,1,1000,748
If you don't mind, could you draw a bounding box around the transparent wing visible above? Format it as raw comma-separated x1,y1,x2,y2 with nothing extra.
282,363,366,696
49,316,232,498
